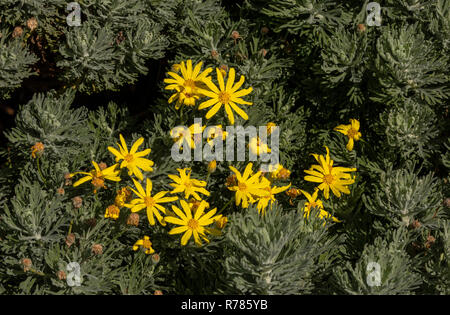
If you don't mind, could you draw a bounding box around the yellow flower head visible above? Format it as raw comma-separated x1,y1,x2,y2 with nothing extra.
70,161,121,193
256,177,291,215
205,125,227,146
205,213,228,236
300,189,340,223
334,119,362,151
248,137,271,156
125,178,178,226
304,146,356,199
198,67,253,125
31,142,44,158
165,200,217,246
114,186,133,207
108,135,154,181
227,163,270,208
170,123,205,150
168,168,210,200
105,204,120,220
266,122,277,135
133,236,155,254
267,163,290,180
164,60,213,109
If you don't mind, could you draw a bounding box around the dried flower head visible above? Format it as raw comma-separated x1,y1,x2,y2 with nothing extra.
116,31,125,45
56,188,65,195
64,173,73,186
98,162,107,170
211,49,219,58
410,219,421,229
151,253,160,264
154,290,163,295
66,233,76,247
57,270,67,280
26,17,38,31
91,244,103,255
72,196,83,209
126,213,139,226
21,258,32,272
231,30,240,40
12,26,23,38
261,26,269,34
31,142,44,158
425,235,436,249
444,198,450,208
357,23,366,32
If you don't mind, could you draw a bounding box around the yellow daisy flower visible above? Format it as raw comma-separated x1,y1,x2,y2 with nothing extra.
248,136,271,156
304,146,356,199
227,163,270,208
165,200,217,246
198,67,253,125
334,119,362,151
205,125,227,146
300,189,340,222
170,122,205,150
164,60,213,109
125,178,178,226
256,178,291,215
70,161,121,193
108,134,154,181
133,236,155,254
168,168,210,200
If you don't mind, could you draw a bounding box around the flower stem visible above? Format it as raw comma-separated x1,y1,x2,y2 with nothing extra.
36,157,46,184
219,196,235,213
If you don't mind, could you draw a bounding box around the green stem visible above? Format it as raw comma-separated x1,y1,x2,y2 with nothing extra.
68,220,74,235
36,157,46,184
219,196,235,213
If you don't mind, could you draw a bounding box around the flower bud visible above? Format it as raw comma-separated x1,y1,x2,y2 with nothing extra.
208,160,217,173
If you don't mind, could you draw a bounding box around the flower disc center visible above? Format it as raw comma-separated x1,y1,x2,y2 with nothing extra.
144,197,155,208
125,154,134,163
187,218,199,230
218,91,231,104
323,174,334,184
